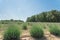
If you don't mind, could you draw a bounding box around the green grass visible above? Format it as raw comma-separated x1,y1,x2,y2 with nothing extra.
22,23,27,30
0,22,60,38
30,24,44,38
3,24,21,40
49,24,60,36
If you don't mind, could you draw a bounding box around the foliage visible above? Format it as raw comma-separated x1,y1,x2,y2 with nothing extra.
30,25,44,38
3,24,20,40
22,23,27,30
26,10,60,22
0,20,24,24
49,24,60,36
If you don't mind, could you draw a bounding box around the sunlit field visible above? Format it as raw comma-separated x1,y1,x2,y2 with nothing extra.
0,22,60,40
0,0,60,40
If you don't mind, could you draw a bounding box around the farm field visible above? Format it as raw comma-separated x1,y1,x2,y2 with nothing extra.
0,0,60,40
0,22,60,40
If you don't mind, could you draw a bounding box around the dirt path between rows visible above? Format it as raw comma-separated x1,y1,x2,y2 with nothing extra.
0,31,3,40
44,29,60,40
0,29,60,40
21,29,60,40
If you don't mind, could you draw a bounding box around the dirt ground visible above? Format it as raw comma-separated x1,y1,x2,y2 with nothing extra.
0,27,60,40
20,29,60,40
0,30,60,40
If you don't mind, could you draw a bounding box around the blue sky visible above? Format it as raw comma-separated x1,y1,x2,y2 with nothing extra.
0,0,60,21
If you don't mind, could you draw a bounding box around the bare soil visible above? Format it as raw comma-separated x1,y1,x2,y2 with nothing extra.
20,29,60,40
0,28,60,40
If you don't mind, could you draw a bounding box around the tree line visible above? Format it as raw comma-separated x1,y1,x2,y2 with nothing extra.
26,10,60,22
0,19,24,24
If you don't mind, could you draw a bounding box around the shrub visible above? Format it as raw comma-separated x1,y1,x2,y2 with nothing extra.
22,23,27,30
49,24,60,36
28,22,32,26
3,25,20,40
0,25,1,31
30,25,44,38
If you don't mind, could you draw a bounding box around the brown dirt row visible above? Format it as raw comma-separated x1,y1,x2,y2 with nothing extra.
0,28,60,40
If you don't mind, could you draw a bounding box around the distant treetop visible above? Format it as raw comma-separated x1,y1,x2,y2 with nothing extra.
26,10,60,22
